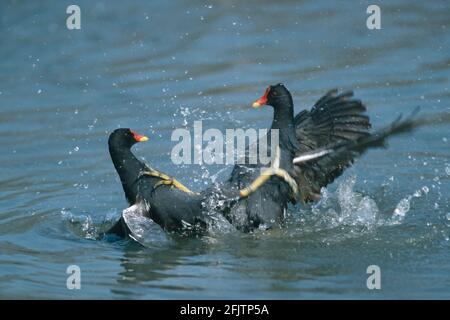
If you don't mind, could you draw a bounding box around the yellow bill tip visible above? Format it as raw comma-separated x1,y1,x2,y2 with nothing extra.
252,101,262,108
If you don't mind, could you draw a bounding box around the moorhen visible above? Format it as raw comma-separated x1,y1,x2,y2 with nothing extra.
107,128,298,236
251,83,448,204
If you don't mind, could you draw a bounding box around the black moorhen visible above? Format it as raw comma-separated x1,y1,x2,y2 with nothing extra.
107,128,298,236
251,83,449,204
107,129,206,236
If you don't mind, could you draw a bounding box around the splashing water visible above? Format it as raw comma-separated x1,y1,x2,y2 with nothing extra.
445,164,450,176
62,174,432,246
294,175,430,239
122,204,171,247
61,208,98,240
389,185,429,225
335,175,379,228
297,175,380,234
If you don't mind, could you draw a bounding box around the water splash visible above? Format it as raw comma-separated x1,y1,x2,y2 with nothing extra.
294,175,431,240
388,185,428,225
301,175,380,233
391,198,410,224
122,204,170,247
445,164,450,176
61,208,98,240
61,173,434,246
335,175,379,228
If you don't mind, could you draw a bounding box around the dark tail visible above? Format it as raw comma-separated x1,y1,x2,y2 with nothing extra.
351,108,450,152
293,109,450,164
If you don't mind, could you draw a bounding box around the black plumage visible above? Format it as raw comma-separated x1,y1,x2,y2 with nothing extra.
107,126,295,236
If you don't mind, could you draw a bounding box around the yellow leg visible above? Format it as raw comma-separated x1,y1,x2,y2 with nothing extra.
273,168,298,196
239,170,272,198
239,167,298,198
139,167,199,196
138,146,298,200
238,146,298,199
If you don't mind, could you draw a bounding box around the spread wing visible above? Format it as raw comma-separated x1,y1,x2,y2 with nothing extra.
293,89,371,202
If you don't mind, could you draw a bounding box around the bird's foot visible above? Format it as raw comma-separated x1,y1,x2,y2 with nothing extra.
238,146,299,199
238,167,298,199
139,168,199,196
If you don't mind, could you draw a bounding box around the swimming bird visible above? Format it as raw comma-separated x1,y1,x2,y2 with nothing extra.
106,127,298,236
251,83,450,205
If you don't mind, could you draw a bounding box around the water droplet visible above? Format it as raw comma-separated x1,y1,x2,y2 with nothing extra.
392,198,410,222
422,186,429,194
446,212,450,221
413,190,422,197
445,165,450,175
37,89,42,94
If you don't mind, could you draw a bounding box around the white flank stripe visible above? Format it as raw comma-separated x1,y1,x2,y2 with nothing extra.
293,149,332,164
